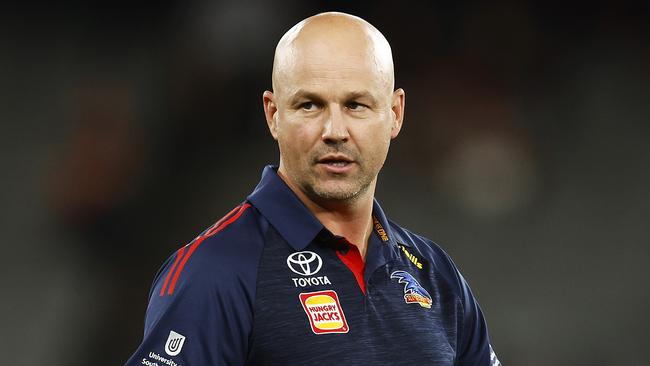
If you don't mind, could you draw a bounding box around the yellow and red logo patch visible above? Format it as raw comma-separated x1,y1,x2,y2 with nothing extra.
390,270,433,309
299,290,349,334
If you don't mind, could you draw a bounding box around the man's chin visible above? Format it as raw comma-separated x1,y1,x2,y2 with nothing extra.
308,182,364,202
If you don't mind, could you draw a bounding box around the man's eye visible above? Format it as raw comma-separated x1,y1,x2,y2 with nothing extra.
300,102,317,111
347,102,367,111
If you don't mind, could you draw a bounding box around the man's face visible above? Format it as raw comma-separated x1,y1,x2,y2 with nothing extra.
265,37,404,203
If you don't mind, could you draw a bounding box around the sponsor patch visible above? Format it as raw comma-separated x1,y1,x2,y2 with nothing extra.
390,270,433,308
398,244,425,270
372,216,389,242
164,330,186,356
299,290,349,334
287,251,322,276
147,351,181,366
292,276,331,287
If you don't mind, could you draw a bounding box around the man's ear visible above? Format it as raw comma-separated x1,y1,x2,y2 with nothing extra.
263,90,279,140
390,88,405,139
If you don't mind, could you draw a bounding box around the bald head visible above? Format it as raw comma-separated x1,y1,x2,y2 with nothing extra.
271,12,395,96
262,12,406,207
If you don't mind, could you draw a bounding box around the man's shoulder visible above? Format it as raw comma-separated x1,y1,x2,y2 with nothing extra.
387,219,450,263
189,202,266,265
152,202,267,297
387,219,466,295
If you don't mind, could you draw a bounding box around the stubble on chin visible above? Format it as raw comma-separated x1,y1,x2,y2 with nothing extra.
302,169,373,204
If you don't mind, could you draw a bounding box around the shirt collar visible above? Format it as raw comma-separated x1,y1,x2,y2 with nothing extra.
247,165,400,251
247,166,324,251
371,199,398,248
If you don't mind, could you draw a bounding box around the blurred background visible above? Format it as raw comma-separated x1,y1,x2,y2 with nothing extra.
1,1,648,365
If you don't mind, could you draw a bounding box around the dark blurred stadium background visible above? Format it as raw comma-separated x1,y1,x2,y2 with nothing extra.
1,1,648,365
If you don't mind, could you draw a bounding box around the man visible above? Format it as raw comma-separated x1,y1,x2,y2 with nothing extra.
126,12,500,365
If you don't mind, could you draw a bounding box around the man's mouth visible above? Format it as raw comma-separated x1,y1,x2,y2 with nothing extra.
316,155,355,171
317,155,353,165
323,161,349,167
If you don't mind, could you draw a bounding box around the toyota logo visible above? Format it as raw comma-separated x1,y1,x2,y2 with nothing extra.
287,251,323,276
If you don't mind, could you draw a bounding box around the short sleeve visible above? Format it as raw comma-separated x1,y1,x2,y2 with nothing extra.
456,271,501,366
124,246,255,366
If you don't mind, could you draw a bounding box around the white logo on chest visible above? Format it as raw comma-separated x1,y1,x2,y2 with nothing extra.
287,251,323,275
287,251,331,287
292,276,332,287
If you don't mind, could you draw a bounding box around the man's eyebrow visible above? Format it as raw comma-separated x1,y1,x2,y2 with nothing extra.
289,90,325,103
288,89,378,104
343,91,378,104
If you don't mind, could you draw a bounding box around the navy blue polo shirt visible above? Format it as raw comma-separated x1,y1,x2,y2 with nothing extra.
125,165,500,366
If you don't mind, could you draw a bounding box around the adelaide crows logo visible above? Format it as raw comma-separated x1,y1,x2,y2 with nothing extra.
390,270,433,308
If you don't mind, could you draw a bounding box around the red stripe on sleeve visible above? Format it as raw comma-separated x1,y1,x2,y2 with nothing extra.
166,203,252,295
205,204,242,237
159,246,186,297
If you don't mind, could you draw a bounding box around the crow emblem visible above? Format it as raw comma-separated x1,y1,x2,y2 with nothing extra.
390,270,433,308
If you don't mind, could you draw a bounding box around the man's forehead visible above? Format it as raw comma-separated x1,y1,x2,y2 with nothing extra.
289,53,379,78
276,59,390,102
275,42,392,95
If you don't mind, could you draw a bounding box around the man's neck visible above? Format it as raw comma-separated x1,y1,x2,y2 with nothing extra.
307,196,374,259
277,170,375,259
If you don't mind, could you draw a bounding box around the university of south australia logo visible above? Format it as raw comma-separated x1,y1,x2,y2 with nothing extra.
164,330,186,356
390,270,433,308
287,251,323,276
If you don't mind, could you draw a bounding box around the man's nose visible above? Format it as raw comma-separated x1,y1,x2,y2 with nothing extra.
321,106,350,143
